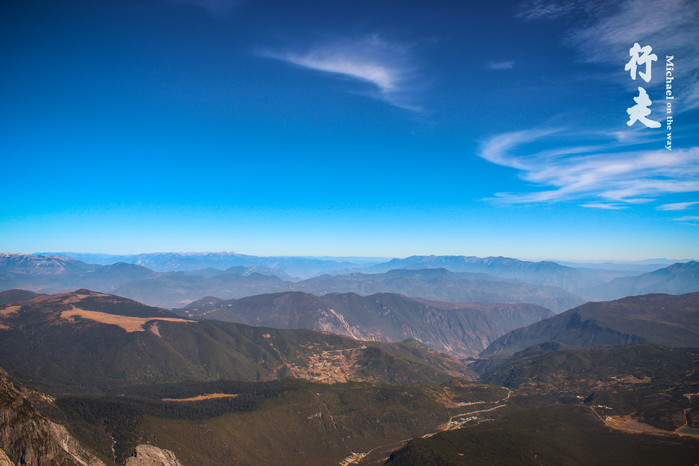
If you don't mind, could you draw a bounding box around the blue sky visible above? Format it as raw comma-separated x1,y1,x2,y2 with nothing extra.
1,0,698,260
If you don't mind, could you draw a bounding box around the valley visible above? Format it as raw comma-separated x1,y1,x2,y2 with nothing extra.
180,291,553,357
0,253,697,465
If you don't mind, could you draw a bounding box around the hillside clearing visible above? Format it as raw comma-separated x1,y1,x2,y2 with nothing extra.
60,307,195,332
162,393,239,402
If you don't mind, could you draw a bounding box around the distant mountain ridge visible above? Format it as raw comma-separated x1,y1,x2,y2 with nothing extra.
4,253,698,311
182,291,554,357
560,259,684,272
480,292,699,357
38,252,659,289
585,261,699,301
360,255,632,293
0,253,96,275
0,254,295,307
39,251,365,278
296,268,584,312
1,254,584,310
114,270,293,307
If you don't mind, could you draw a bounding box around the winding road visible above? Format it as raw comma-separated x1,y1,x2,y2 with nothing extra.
340,387,513,465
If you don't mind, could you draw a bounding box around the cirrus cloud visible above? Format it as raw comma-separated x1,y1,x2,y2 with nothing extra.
657,201,699,211
258,35,421,111
478,128,699,205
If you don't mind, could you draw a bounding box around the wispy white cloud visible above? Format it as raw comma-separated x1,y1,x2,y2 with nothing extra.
566,0,697,62
259,36,420,111
658,201,699,211
175,0,243,18
479,128,699,205
478,128,561,169
581,203,627,210
476,1,699,208
516,0,582,20
487,60,515,70
674,216,699,222
519,0,699,110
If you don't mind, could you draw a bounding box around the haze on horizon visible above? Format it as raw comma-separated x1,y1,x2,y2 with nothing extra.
16,250,696,266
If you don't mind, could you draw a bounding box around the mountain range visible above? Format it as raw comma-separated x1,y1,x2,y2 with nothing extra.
480,292,699,357
585,260,699,301
361,255,629,293
181,291,553,357
2,253,698,313
41,251,677,281
294,268,586,312
38,251,367,278
0,284,697,465
0,289,470,392
0,254,582,310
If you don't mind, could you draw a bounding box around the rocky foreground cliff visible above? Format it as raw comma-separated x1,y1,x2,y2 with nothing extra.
0,368,105,465
0,368,181,466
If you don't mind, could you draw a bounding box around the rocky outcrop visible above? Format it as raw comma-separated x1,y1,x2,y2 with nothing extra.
0,369,105,466
0,448,15,466
124,445,182,466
